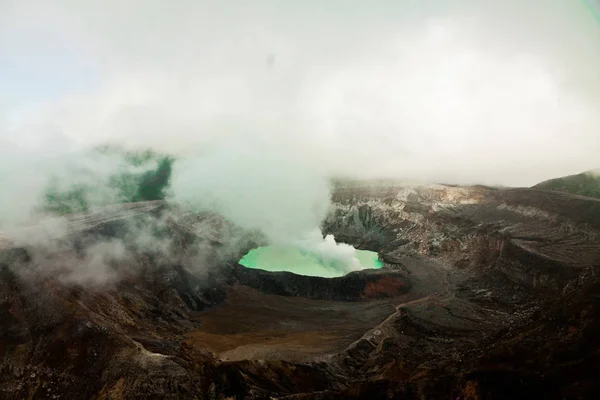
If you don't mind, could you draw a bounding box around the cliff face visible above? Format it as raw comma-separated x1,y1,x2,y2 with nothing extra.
324,183,600,290
1,183,600,399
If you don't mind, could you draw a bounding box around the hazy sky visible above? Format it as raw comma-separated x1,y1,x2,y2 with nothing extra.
1,0,600,186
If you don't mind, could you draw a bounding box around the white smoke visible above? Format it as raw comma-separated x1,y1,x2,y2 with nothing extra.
292,229,363,275
169,134,330,243
586,169,600,177
64,239,127,285
169,135,362,276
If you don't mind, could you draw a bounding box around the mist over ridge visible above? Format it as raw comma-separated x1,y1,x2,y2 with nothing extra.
2,0,599,188
0,138,352,282
0,0,599,281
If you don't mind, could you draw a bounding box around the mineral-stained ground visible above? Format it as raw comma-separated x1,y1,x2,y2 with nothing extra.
1,183,600,399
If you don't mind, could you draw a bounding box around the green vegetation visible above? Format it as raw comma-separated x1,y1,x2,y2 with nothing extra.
41,146,175,215
43,180,90,216
132,156,174,202
534,170,600,199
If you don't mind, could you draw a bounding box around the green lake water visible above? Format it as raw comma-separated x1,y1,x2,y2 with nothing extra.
239,245,384,278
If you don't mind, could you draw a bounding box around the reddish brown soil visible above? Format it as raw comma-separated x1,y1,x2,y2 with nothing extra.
185,285,401,362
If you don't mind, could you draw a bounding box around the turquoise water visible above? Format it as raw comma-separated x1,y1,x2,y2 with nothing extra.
239,245,383,278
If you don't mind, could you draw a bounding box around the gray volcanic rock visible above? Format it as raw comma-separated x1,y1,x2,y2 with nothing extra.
324,182,600,290
229,263,410,301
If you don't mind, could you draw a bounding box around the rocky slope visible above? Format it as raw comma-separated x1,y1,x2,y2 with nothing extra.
1,182,599,399
534,169,600,199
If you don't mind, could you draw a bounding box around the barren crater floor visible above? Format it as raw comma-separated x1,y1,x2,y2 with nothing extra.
185,285,399,362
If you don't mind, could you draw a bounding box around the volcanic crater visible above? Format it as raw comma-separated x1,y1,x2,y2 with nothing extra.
1,182,600,399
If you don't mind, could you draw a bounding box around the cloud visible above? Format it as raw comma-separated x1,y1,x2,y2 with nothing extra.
2,0,599,188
